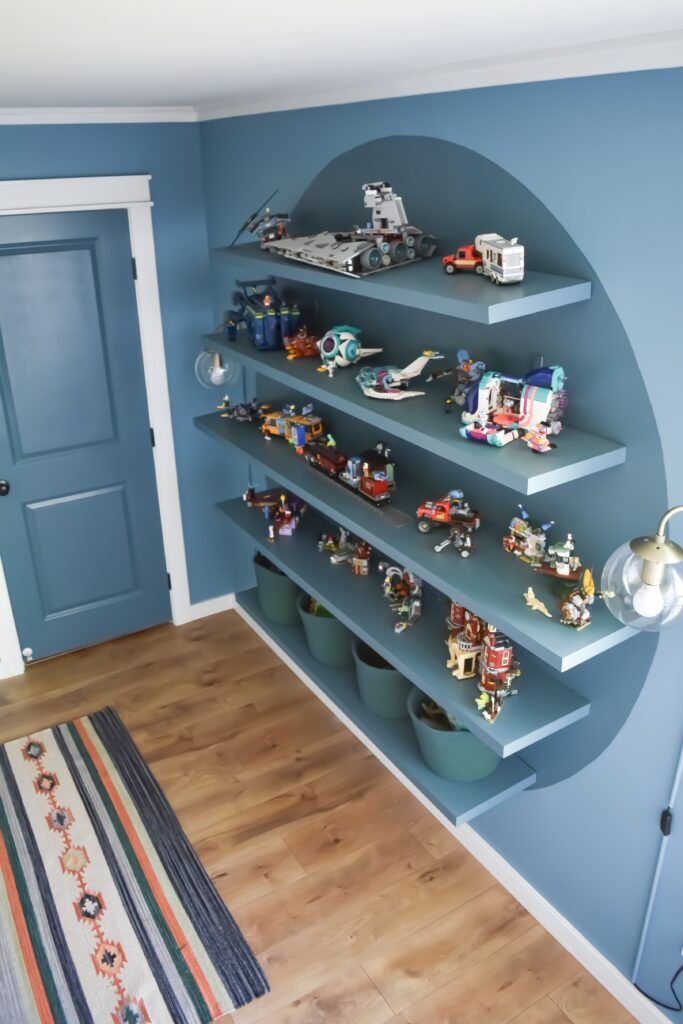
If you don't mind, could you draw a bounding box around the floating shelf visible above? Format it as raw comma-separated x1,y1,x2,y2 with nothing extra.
236,588,536,825
206,331,626,495
214,243,592,325
222,497,589,757
195,412,636,672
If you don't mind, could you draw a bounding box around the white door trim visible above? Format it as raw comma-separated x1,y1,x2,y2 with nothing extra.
0,174,196,679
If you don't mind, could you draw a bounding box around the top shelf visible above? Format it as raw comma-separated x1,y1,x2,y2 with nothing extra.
213,243,592,325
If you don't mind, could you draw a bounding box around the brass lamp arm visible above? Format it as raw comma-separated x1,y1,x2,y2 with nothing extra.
656,505,683,540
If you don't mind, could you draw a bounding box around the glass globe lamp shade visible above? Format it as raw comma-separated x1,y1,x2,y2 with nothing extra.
601,541,683,631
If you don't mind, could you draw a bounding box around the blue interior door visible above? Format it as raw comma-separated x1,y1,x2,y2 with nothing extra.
0,209,171,662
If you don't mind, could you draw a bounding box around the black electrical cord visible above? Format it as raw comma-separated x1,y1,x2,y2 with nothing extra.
636,964,683,1012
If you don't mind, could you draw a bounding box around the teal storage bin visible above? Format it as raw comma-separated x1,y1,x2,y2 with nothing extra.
407,688,500,782
253,553,300,625
297,594,353,668
352,639,412,719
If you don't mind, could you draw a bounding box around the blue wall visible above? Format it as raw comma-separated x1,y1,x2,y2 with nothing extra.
199,69,683,1007
0,123,234,603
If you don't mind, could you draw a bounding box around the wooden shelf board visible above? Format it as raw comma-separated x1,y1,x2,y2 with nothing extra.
206,330,626,495
214,242,591,325
236,588,537,826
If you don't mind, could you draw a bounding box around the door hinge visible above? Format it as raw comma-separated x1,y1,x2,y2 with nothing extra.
167,572,172,590
661,807,673,836
131,257,138,280
150,427,156,448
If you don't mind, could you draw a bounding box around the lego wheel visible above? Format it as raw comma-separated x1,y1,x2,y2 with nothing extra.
475,264,484,274
390,241,407,263
444,263,457,274
361,247,382,271
417,234,437,258
417,519,432,533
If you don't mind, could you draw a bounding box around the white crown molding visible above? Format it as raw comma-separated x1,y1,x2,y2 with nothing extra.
197,30,683,121
0,106,197,125
0,31,679,127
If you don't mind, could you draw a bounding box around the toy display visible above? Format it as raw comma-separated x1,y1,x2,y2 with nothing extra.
304,441,396,507
247,182,437,278
426,349,486,412
355,351,444,401
243,487,307,541
460,363,567,453
446,602,521,723
416,489,481,558
283,326,320,360
442,234,525,285
220,278,301,351
316,325,382,378
378,562,422,633
260,402,326,448
318,526,372,576
503,506,581,580
218,395,270,422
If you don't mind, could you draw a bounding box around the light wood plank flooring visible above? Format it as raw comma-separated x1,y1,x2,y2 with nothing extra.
0,611,636,1024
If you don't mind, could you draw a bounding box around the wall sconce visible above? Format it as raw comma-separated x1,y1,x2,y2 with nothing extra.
601,506,683,630
195,349,240,389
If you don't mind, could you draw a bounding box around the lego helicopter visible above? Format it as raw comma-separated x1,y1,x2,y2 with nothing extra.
355,351,444,400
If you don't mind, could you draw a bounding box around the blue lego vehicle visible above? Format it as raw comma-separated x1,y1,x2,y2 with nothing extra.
219,277,301,351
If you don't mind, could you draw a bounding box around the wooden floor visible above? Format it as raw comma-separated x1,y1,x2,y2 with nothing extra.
0,611,635,1024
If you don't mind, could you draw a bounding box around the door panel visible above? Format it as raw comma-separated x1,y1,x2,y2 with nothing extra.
0,245,116,458
0,209,171,661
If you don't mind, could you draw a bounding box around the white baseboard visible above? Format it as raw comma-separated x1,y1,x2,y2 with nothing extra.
235,599,666,1024
174,592,235,625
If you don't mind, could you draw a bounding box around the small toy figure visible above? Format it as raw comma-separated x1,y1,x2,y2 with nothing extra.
260,402,325,448
378,562,422,633
242,487,307,541
219,277,301,351
283,326,320,360
355,351,444,400
460,364,567,454
218,395,270,423
442,234,524,285
305,441,396,507
245,182,437,278
317,325,382,378
426,350,486,413
476,625,521,723
446,602,483,679
351,538,372,576
416,489,481,558
523,587,553,618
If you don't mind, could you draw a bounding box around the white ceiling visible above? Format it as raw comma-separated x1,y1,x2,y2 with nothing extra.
1,0,682,122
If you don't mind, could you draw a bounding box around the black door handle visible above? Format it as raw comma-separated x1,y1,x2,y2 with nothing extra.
0,480,10,496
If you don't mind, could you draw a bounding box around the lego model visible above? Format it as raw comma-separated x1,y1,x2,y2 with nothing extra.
318,526,372,575
317,325,382,378
558,569,614,631
442,234,525,285
247,182,437,278
378,562,423,633
426,349,486,413
460,363,567,453
523,587,553,618
260,402,325,448
355,351,444,400
304,441,396,507
283,326,320,360
446,601,521,723
217,395,270,423
416,489,481,558
219,278,301,351
242,487,307,541
503,506,582,581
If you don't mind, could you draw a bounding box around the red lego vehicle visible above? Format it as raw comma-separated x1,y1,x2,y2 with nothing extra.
442,245,482,275
416,489,480,533
305,442,396,507
304,445,348,478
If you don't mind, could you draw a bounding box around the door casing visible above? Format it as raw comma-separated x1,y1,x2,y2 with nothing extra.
0,175,193,677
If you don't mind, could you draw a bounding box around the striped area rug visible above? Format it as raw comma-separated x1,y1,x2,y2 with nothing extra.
0,707,268,1023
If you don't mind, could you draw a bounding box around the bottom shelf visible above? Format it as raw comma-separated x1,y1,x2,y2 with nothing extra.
236,588,537,827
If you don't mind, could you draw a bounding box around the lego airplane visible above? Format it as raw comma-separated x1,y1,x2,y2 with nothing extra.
355,350,444,400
